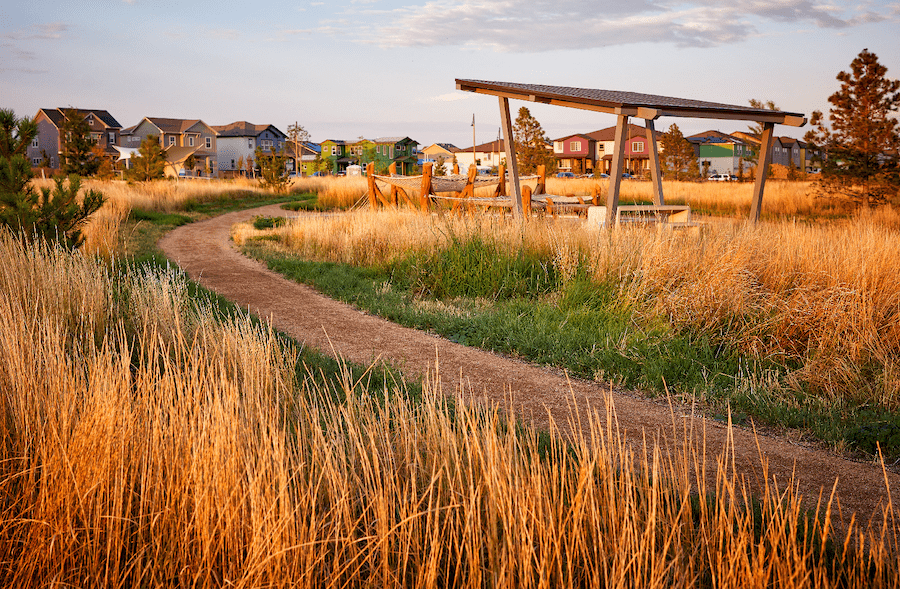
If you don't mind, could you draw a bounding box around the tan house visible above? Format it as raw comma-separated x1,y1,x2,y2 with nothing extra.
453,139,507,171
120,117,218,177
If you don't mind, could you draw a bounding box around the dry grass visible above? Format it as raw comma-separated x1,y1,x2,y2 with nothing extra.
239,209,900,407
1,231,898,587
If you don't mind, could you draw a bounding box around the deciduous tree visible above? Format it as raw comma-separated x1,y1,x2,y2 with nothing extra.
255,147,291,193
805,48,900,205
512,107,556,174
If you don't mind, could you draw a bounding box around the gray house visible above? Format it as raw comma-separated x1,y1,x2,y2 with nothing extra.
211,122,287,175
28,108,122,169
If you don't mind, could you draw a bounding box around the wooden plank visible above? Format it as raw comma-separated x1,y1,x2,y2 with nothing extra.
605,114,629,226
645,119,665,206
749,122,775,223
499,96,524,218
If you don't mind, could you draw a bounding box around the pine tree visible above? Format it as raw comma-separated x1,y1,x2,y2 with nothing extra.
433,155,447,176
1,108,105,248
805,48,900,205
255,148,291,193
660,124,696,181
512,107,556,174
60,108,100,176
126,135,166,181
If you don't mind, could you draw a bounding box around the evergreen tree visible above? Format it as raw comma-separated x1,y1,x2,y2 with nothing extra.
512,107,556,174
1,108,105,248
660,124,696,180
255,147,291,193
126,135,166,181
805,48,900,205
433,155,447,176
60,108,100,176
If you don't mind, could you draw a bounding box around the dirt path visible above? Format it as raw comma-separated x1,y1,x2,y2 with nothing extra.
159,204,898,526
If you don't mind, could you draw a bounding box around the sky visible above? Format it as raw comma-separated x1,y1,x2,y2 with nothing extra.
2,0,899,149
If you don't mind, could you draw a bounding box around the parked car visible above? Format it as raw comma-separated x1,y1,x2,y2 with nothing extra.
621,172,634,179
707,173,732,181
595,172,609,178
556,171,575,178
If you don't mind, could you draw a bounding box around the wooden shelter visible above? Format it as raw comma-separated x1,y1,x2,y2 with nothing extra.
455,79,806,224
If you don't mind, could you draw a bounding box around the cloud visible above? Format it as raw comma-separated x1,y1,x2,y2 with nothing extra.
340,0,896,51
2,22,69,41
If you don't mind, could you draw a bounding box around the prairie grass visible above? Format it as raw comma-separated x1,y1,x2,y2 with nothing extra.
237,208,900,413
2,230,899,587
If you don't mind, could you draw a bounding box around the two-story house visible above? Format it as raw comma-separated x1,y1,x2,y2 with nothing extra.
585,124,663,176
319,139,353,174
286,141,321,176
212,121,287,176
553,134,595,174
419,143,458,174
452,139,506,172
372,137,419,175
120,117,218,177
687,130,755,176
28,108,122,170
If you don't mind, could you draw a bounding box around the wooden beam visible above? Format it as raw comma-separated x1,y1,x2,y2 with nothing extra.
605,114,629,226
366,162,379,209
645,119,664,206
749,122,775,223
499,96,524,219
420,162,433,212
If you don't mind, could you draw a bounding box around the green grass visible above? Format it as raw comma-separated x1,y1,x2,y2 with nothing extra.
241,237,900,461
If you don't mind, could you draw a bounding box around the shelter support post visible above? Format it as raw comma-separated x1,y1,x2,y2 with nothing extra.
645,119,664,206
605,114,629,226
499,96,524,219
749,122,775,223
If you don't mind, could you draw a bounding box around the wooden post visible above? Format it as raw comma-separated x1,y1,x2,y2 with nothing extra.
453,161,459,175
645,119,665,206
495,164,506,197
605,114,629,226
522,185,532,218
366,162,378,209
535,164,546,195
749,122,775,223
420,162,433,212
499,96,524,219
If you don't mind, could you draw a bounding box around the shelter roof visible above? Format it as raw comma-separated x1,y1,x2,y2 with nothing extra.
455,79,806,126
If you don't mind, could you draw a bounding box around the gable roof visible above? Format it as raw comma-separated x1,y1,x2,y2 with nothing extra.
37,108,122,129
212,121,285,138
145,117,205,134
586,124,660,142
456,139,507,152
552,133,593,142
686,130,747,144
372,136,417,145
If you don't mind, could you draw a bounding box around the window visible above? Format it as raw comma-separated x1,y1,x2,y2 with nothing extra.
554,141,563,152
331,145,337,155
168,136,176,146
31,137,39,148
90,133,101,144
571,141,581,151
248,139,253,149
32,158,41,166
188,136,195,147
132,136,141,143
205,137,211,149
632,141,644,152
108,132,115,144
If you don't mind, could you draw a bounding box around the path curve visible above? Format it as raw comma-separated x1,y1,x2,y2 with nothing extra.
159,204,898,525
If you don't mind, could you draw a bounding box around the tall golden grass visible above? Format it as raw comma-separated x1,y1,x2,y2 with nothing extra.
237,209,900,407
1,230,898,587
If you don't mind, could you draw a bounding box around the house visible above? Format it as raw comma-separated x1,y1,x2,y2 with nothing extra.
287,141,321,176
120,117,218,177
452,139,506,172
419,143,458,174
586,124,662,175
27,108,122,169
372,137,419,175
687,130,755,176
212,121,287,176
552,134,595,174
319,139,353,174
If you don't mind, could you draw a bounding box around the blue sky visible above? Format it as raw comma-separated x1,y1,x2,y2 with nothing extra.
2,0,899,148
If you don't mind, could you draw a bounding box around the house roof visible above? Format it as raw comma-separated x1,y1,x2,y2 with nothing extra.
38,108,122,129
455,79,806,126
553,133,594,143
321,139,348,145
687,130,747,144
455,139,507,152
146,117,205,134
586,124,660,142
372,136,418,145
212,121,285,138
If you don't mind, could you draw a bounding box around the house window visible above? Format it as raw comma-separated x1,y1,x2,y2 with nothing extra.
205,137,211,149
32,158,41,166
248,139,253,149
31,137,39,148
632,141,644,152
133,136,141,143
90,133,101,144
554,141,563,152
108,132,115,144
571,141,581,151
188,136,195,147
168,136,175,146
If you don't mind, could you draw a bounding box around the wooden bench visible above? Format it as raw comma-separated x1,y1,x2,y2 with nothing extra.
587,205,699,229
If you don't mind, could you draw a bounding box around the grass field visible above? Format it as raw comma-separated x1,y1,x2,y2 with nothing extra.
2,229,898,587
3,176,899,586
